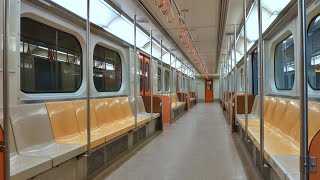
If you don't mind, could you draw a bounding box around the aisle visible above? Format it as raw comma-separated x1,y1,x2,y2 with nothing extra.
95,102,261,180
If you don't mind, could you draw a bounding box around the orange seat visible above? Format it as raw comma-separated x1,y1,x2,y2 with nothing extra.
72,100,120,142
239,97,300,160
106,98,134,133
308,102,320,145
92,98,131,137
118,97,150,127
46,101,104,151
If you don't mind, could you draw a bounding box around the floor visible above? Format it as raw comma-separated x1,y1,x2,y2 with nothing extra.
95,102,262,180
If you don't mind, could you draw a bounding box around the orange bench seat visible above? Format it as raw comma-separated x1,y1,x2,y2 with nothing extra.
237,96,320,179
46,97,152,152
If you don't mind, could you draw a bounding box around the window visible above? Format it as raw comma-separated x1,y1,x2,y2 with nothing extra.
93,44,122,92
240,68,244,91
145,63,149,92
182,76,186,91
165,70,170,91
274,35,295,90
307,15,320,90
158,67,162,92
140,59,143,92
20,17,82,93
176,72,179,92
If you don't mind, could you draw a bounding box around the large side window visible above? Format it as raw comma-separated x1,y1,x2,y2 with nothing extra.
274,35,295,90
158,67,162,92
307,15,320,90
140,59,143,92
145,63,149,92
93,44,122,92
240,68,244,91
165,70,170,91
183,76,186,91
20,17,82,93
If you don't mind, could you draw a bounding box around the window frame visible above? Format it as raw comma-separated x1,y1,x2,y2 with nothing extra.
93,44,123,92
273,34,295,91
20,17,83,94
164,70,170,92
145,61,150,92
307,14,320,90
240,68,244,91
158,67,162,92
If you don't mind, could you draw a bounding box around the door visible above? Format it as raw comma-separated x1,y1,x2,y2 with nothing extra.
139,53,151,96
252,49,258,95
205,79,214,102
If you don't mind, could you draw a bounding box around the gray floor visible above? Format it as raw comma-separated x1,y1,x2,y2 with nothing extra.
95,102,262,180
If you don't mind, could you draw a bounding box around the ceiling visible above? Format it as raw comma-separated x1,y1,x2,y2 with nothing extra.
138,0,220,75
108,0,290,76
109,0,220,76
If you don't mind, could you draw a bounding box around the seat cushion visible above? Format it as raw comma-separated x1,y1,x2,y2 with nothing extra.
269,155,299,180
10,155,52,180
19,143,83,167
93,125,123,142
55,133,105,151
139,112,160,119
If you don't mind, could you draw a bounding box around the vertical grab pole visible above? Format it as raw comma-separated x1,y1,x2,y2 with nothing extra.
233,24,238,130
222,62,225,104
225,58,227,105
134,15,138,130
86,0,91,156
160,39,164,96
229,36,232,108
175,56,177,107
169,52,172,115
224,57,226,105
3,0,10,179
150,31,153,121
188,66,190,92
298,0,309,179
226,41,229,111
258,0,265,171
226,55,229,107
243,0,249,141
160,40,164,126
180,62,182,95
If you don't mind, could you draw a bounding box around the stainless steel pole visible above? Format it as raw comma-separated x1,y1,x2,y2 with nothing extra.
3,0,10,179
298,0,309,179
175,56,177,107
134,15,138,130
160,40,164,124
226,55,229,107
243,0,249,141
171,56,175,93
229,35,233,109
169,52,172,112
258,0,265,171
150,30,153,121
161,40,164,96
181,61,183,93
227,40,229,110
188,66,190,92
223,58,226,104
233,24,238,128
86,0,91,155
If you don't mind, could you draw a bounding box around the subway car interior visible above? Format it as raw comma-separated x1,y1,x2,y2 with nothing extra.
0,0,319,179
